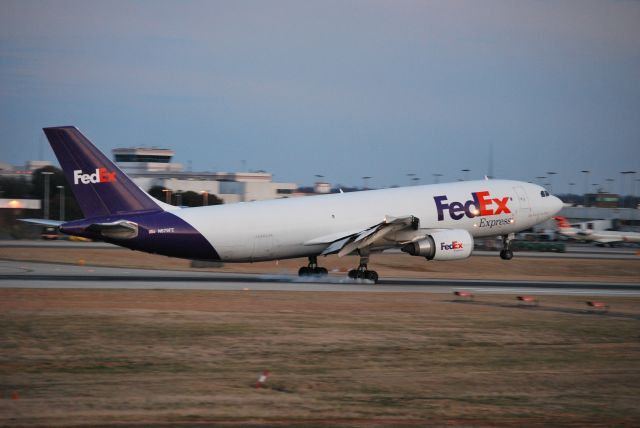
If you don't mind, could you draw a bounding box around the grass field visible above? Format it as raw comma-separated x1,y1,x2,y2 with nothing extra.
1,289,639,427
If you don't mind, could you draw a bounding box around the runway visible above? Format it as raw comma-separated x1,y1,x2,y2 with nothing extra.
3,239,638,259
1,259,639,296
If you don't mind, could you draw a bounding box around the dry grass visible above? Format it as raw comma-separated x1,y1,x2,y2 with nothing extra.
1,289,639,427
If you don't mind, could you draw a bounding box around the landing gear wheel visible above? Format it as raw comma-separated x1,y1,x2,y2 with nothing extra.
298,257,329,277
365,270,379,283
499,249,513,260
347,269,378,283
500,234,515,261
298,266,311,276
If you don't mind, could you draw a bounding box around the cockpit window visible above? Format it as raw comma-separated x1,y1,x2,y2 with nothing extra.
540,190,550,197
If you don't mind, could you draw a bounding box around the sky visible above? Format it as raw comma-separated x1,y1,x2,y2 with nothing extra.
1,0,639,194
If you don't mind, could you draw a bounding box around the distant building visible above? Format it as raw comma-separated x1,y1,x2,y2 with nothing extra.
25,160,53,172
584,192,619,208
0,199,40,210
314,182,332,194
112,147,297,204
0,160,52,179
113,147,181,174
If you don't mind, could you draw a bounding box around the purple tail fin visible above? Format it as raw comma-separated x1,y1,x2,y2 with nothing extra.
43,126,161,218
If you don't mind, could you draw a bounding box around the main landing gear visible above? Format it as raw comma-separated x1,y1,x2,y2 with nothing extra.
499,233,514,260
347,250,379,283
298,256,328,277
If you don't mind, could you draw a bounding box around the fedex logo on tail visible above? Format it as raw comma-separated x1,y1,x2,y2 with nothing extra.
434,191,511,221
73,168,116,185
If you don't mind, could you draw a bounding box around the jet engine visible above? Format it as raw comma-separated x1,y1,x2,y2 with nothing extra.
401,229,473,261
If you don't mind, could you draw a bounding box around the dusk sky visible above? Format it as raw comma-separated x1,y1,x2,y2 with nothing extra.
1,0,639,193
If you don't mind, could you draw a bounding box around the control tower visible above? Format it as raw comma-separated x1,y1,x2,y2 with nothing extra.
112,147,182,174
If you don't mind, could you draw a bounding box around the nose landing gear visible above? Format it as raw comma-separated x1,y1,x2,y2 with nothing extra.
500,233,514,260
298,256,328,277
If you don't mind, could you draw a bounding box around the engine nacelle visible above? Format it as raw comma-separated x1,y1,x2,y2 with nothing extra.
401,229,473,261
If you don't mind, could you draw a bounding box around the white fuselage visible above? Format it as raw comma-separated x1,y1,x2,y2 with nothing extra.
172,179,562,262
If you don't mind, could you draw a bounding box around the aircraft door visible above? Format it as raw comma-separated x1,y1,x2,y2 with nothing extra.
513,186,530,215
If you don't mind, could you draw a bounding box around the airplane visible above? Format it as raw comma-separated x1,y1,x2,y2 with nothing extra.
23,126,563,283
554,216,640,246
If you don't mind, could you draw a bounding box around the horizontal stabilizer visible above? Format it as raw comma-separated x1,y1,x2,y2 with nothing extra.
85,220,139,240
19,218,65,227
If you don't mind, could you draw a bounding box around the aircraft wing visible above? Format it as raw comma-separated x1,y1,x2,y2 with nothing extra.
576,230,622,245
19,218,65,227
591,236,623,244
314,215,420,257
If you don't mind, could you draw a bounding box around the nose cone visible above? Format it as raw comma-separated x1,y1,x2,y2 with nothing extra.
549,195,563,215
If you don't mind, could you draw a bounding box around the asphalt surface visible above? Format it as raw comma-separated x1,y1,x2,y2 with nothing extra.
1,259,639,296
2,239,638,259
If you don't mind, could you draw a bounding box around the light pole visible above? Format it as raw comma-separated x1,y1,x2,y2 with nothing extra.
568,182,576,204
461,169,470,181
546,171,557,192
362,176,371,190
406,173,415,186
200,191,208,206
41,171,53,219
580,170,590,205
620,171,636,207
162,188,172,204
433,173,443,184
56,185,65,221
619,171,636,194
605,178,615,193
